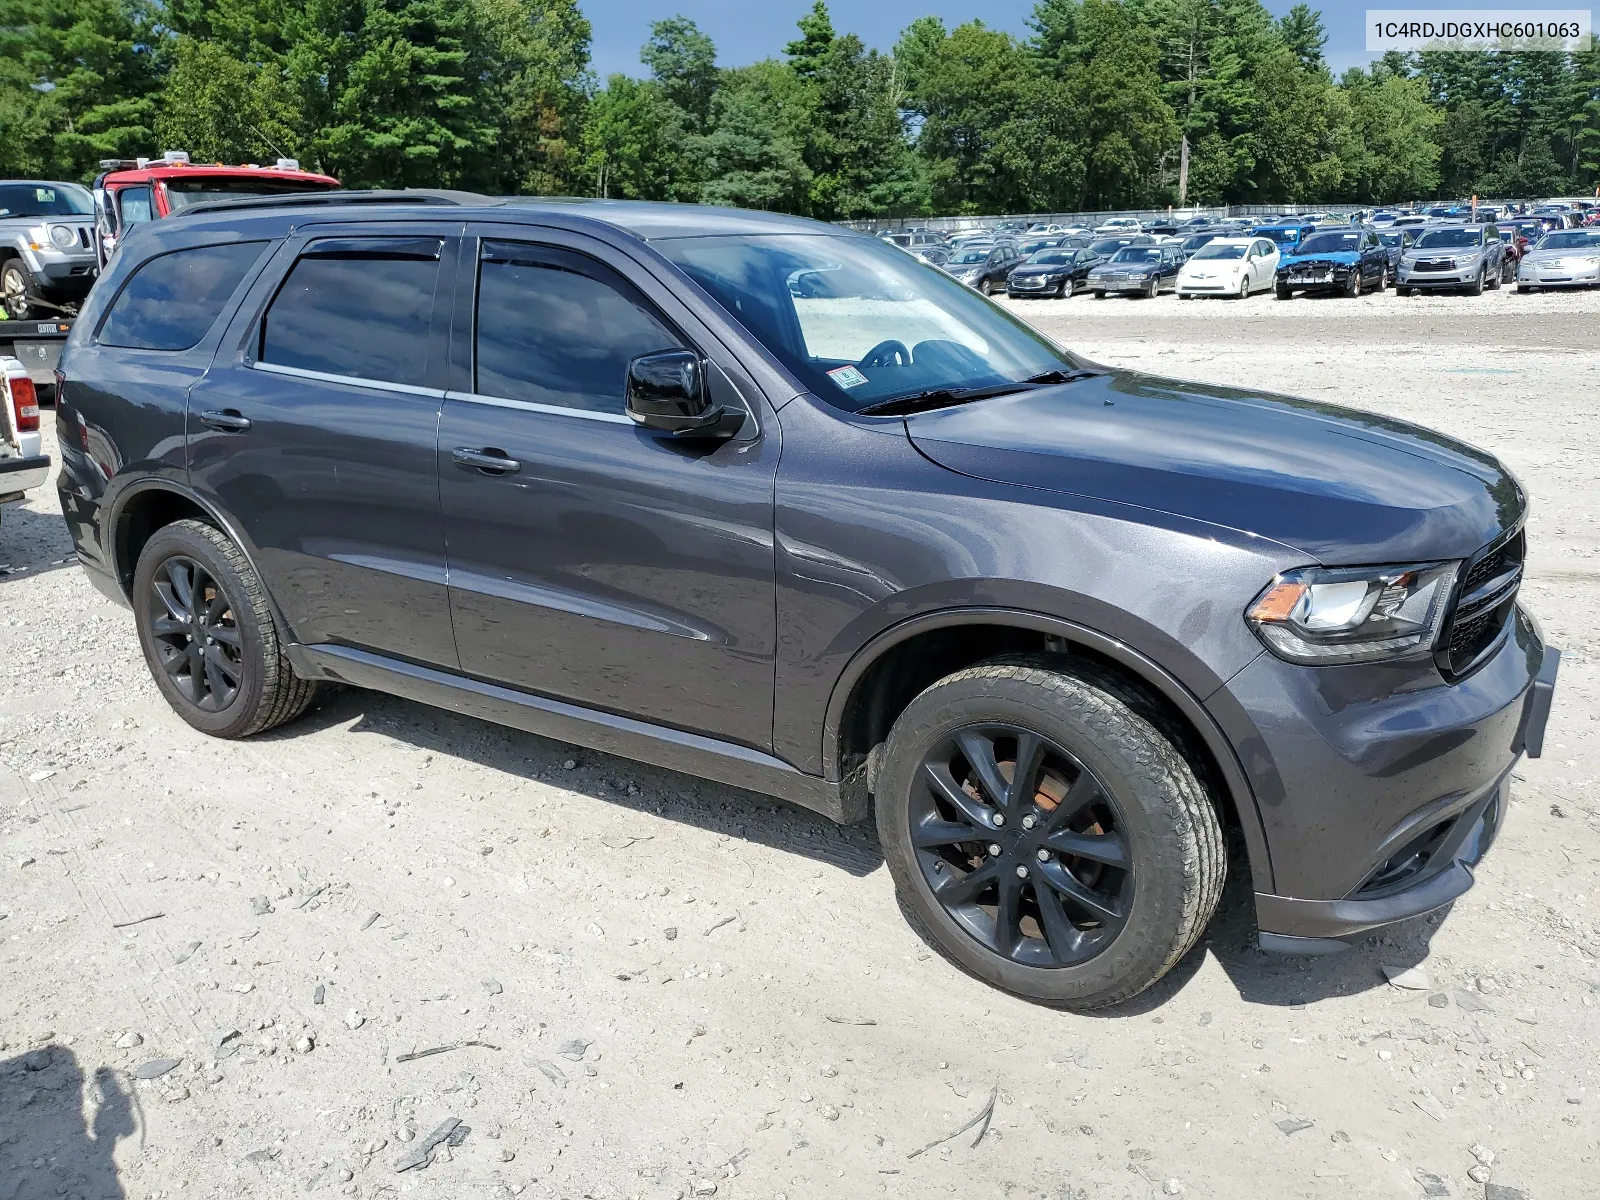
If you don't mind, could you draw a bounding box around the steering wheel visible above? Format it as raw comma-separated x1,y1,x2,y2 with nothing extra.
859,340,911,370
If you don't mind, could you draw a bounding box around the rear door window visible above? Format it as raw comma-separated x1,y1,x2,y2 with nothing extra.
259,238,443,387
98,241,268,351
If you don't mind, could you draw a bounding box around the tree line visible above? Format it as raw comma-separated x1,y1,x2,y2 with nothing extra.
1,0,1596,217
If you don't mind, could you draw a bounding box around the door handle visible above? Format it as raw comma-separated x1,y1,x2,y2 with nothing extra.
452,447,521,475
199,409,251,433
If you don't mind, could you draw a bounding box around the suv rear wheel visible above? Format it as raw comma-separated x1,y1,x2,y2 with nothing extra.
874,657,1225,1010
133,518,319,738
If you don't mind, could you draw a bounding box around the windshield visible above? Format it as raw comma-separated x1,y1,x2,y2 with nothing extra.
1028,250,1077,265
1537,230,1600,250
1415,227,1485,248
1257,227,1303,245
162,175,338,211
658,233,1077,414
1298,232,1361,255
1087,238,1133,255
1110,247,1161,263
1181,233,1218,251
0,182,92,218
949,248,991,265
1192,243,1246,260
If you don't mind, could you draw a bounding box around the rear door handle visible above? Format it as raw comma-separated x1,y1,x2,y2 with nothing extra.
452,447,521,475
199,409,251,433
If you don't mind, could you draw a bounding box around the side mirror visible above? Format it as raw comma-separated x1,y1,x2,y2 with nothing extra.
626,350,742,439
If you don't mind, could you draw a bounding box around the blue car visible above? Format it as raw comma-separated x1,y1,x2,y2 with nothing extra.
1249,220,1320,256
1274,226,1390,298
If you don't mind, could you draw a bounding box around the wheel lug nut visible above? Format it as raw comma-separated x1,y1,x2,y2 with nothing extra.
1021,814,1036,830
1015,865,1028,879
988,843,1002,857
1036,848,1049,862
990,813,1005,827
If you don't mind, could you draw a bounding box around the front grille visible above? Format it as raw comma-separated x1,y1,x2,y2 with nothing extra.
1413,259,1454,272
78,226,92,249
1441,528,1524,676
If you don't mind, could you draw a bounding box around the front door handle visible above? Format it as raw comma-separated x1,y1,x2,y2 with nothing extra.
452,447,521,475
199,409,251,433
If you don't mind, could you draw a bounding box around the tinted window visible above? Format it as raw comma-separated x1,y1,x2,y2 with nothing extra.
260,239,442,387
99,241,267,352
475,240,681,415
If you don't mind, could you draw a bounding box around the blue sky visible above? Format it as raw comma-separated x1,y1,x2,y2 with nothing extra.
581,0,1391,80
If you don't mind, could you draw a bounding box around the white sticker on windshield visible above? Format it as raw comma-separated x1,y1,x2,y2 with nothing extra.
827,364,869,389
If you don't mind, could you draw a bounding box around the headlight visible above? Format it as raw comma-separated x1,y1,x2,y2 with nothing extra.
50,225,77,249
1245,562,1459,664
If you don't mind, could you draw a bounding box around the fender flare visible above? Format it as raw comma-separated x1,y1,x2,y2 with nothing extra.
822,605,1275,894
105,477,297,642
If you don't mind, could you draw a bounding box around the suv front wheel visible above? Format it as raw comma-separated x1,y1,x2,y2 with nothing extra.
133,518,319,738
874,657,1225,1010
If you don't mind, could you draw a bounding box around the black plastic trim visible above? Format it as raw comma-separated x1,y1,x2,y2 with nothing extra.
289,643,857,823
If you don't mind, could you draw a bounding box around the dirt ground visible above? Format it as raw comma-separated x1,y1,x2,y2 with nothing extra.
2,284,1596,1200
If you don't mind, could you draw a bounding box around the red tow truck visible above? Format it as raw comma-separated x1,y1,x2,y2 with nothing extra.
93,151,340,264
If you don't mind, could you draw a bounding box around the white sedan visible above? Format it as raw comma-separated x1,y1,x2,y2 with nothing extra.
1176,237,1279,299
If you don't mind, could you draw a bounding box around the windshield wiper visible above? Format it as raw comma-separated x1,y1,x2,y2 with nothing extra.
856,368,1100,416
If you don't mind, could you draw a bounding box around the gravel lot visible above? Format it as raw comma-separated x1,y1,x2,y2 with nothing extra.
2,285,1596,1200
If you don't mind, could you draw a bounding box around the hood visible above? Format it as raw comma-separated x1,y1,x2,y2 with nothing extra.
1524,245,1600,261
1011,263,1072,276
904,370,1521,563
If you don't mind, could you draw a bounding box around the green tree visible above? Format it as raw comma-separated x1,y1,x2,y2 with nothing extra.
155,38,304,166
1338,62,1442,200
1277,3,1325,69
0,0,163,178
641,15,718,129
582,73,691,199
472,0,593,194
694,61,811,210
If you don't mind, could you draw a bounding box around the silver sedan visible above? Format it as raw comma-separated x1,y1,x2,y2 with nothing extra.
1517,229,1600,292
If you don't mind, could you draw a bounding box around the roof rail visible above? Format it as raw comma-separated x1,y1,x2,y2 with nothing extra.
175,189,500,218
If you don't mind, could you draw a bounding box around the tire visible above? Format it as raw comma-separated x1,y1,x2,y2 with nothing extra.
1345,269,1361,298
1518,285,1534,294
1397,286,1412,297
1144,278,1159,299
873,656,1225,1010
1501,260,1515,284
1275,283,1292,300
981,278,996,296
133,518,319,739
0,257,40,320
1375,265,1388,292
1468,266,1484,297
1235,276,1249,300
1178,292,1192,300
1093,290,1105,299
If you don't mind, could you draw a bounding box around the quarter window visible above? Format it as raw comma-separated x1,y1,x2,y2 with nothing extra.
474,240,682,415
259,238,443,387
98,241,267,352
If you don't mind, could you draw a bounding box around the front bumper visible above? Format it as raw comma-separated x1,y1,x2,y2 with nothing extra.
31,258,97,303
1090,275,1158,293
1007,277,1068,297
1518,262,1600,287
1276,263,1355,291
1212,607,1556,951
1398,262,1486,288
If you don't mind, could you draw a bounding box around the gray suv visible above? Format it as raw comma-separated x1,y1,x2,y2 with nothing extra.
0,180,99,318
1396,223,1507,295
56,195,1558,1010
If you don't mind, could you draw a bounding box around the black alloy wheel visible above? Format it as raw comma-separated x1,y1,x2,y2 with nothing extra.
144,554,244,712
133,518,319,738
910,723,1133,968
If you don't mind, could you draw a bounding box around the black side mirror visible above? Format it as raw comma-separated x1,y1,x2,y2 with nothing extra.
626,350,743,438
